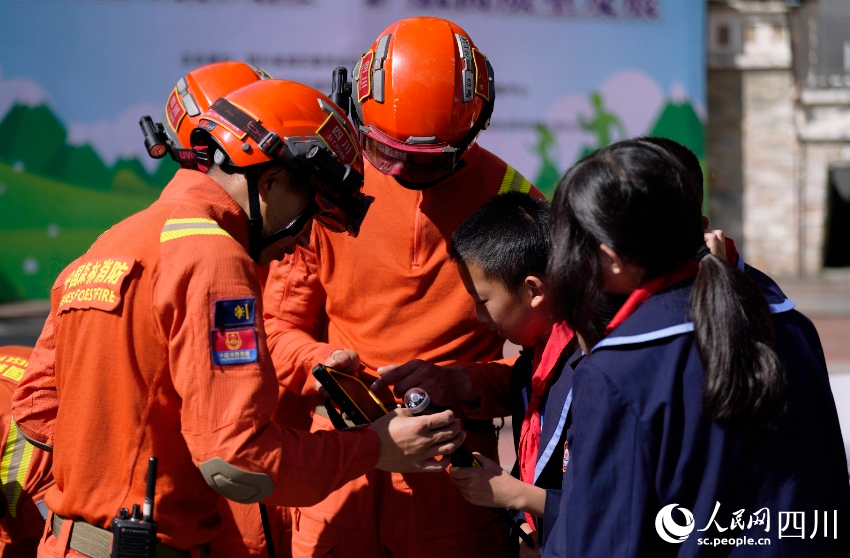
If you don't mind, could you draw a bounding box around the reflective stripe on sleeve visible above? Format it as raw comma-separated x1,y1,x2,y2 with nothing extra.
1,423,35,518
498,166,533,195
160,218,233,243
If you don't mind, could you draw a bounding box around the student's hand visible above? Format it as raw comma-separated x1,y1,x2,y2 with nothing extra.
369,407,465,473
449,452,523,509
451,453,548,515
704,229,727,262
371,360,477,406
518,523,540,558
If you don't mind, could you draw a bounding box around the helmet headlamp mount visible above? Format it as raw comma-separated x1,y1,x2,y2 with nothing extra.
138,114,203,168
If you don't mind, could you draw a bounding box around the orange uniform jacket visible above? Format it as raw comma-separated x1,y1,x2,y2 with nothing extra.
10,170,380,551
0,345,53,557
262,145,538,544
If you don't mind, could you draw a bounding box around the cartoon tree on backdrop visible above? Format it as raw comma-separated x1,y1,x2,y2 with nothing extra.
530,123,562,199
577,91,627,159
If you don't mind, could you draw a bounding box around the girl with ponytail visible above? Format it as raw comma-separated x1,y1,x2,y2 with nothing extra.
543,140,849,557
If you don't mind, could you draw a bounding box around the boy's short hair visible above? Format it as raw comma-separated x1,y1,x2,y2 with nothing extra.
449,192,551,291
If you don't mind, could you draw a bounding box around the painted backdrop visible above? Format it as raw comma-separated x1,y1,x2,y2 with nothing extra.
0,0,705,301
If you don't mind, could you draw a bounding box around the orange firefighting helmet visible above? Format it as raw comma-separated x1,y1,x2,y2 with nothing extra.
164,61,272,150
191,79,370,239
140,61,271,167
351,17,495,184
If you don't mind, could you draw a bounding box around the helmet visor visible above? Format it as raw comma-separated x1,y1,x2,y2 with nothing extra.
360,125,457,184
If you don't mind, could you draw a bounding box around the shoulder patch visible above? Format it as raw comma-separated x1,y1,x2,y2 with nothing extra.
210,298,257,365
214,298,255,328
211,328,257,365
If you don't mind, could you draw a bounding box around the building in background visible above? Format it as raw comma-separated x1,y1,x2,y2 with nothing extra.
707,0,850,277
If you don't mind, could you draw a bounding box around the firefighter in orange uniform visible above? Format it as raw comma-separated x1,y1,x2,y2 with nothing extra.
139,60,295,558
262,17,542,557
11,78,465,558
0,345,54,558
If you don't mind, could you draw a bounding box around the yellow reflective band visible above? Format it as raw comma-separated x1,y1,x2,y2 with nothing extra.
498,166,532,195
1,422,34,518
160,218,234,243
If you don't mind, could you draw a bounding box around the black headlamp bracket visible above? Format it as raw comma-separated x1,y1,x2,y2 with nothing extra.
139,114,202,169
258,131,282,157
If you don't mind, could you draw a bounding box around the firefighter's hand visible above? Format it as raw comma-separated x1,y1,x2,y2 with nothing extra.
313,349,362,395
370,407,465,473
371,360,478,407
325,349,360,374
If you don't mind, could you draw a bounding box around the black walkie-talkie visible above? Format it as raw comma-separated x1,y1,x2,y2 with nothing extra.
110,457,158,558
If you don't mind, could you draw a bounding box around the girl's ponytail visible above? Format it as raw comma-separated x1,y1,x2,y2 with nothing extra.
690,253,785,431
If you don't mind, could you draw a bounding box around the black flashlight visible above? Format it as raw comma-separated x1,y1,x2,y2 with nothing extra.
139,115,169,159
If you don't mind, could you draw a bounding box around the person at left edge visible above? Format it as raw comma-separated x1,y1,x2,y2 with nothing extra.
10,79,466,558
0,346,54,558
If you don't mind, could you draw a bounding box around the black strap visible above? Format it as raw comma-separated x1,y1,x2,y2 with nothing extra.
206,99,286,159
322,397,352,430
245,166,265,263
258,504,276,558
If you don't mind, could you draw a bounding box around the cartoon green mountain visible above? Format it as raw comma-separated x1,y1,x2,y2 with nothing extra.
0,103,170,191
0,104,68,175
648,100,704,159
0,103,171,302
648,99,707,212
52,143,113,191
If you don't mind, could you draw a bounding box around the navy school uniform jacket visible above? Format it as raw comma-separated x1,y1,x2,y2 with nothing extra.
543,273,850,558
508,342,578,553
538,350,579,547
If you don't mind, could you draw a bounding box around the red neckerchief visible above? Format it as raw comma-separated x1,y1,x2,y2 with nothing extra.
605,260,699,334
605,238,738,335
517,320,574,530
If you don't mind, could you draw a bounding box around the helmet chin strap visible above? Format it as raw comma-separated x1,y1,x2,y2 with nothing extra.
211,146,269,263
245,165,266,263
244,163,318,262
